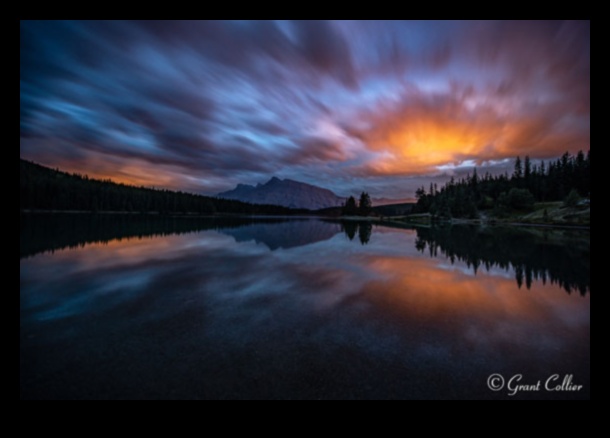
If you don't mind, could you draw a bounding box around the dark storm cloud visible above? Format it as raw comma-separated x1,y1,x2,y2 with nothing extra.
20,20,358,188
20,20,589,198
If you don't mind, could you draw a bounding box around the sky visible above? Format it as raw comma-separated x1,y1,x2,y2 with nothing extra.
20,20,590,200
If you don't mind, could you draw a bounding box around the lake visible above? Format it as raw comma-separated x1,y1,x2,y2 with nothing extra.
20,214,590,399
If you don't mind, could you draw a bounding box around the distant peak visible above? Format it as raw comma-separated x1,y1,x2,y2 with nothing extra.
267,176,282,184
218,175,343,209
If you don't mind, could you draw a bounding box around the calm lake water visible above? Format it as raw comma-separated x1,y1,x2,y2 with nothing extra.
20,215,590,399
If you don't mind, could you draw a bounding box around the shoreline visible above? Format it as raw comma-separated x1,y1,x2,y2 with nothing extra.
20,210,591,230
338,215,590,231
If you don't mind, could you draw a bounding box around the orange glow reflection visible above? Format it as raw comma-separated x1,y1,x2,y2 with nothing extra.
361,254,588,335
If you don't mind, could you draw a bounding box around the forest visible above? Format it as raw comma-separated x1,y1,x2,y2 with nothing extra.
413,151,590,218
20,159,308,215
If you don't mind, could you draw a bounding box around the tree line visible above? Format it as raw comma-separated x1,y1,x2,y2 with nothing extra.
20,159,309,215
342,192,372,216
414,150,590,218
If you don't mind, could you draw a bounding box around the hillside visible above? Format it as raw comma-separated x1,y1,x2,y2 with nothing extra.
20,159,309,215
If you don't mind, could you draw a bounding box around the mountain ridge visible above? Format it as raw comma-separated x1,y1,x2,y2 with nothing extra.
217,177,344,210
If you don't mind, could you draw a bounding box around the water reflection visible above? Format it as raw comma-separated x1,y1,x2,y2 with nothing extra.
20,215,589,399
340,221,371,245
414,225,590,295
20,214,324,257
222,220,341,250
21,214,591,296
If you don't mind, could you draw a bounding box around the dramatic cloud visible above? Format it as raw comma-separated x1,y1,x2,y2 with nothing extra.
20,20,589,199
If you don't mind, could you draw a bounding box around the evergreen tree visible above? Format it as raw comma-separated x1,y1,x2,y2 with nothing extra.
524,155,531,191
513,156,523,180
342,196,358,216
358,192,372,216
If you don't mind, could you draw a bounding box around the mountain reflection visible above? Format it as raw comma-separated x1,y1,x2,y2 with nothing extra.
21,214,589,295
222,220,341,249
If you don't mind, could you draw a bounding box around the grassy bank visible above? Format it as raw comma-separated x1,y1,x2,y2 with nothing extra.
345,201,590,229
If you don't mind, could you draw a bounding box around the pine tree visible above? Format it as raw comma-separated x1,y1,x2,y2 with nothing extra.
342,196,358,216
513,156,523,180
358,192,372,216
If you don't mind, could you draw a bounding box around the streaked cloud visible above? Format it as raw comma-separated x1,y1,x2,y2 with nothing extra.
20,20,589,199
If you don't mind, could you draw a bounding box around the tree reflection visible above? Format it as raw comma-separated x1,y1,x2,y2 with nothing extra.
341,221,358,241
340,221,371,245
21,214,589,296
414,225,590,295
337,221,590,295
20,214,298,258
358,223,372,245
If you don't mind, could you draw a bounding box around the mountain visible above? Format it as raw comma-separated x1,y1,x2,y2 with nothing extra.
217,177,344,210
